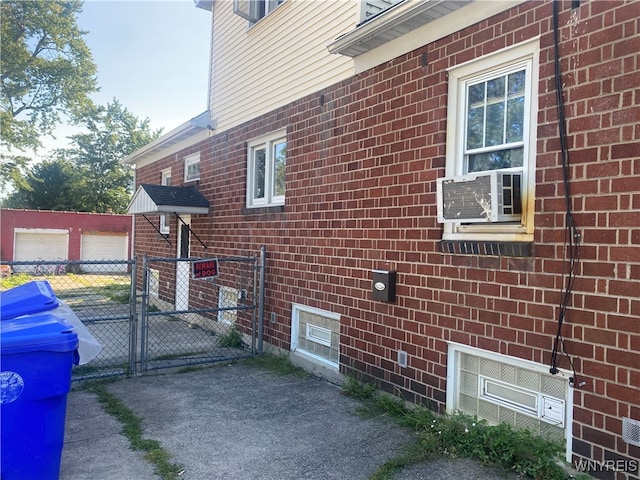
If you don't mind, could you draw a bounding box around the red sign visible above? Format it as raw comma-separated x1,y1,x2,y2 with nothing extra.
192,259,219,279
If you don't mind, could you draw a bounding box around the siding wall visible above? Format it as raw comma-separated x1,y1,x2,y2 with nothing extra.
209,0,355,132
134,1,640,475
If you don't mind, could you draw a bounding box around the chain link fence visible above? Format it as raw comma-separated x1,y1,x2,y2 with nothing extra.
1,260,135,380
2,253,263,379
140,255,259,372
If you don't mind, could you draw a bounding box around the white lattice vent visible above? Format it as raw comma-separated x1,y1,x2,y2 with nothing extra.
622,417,640,447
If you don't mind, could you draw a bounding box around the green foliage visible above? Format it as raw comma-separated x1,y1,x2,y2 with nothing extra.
216,325,244,348
417,414,568,479
341,376,377,400
95,283,130,303
84,381,185,480
4,100,161,212
0,272,31,290
342,377,571,480
1,0,98,196
242,353,308,377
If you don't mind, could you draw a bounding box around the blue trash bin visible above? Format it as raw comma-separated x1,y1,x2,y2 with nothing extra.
1,313,79,480
0,280,59,320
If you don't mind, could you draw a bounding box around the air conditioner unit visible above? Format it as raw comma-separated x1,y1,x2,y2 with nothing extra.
436,169,523,223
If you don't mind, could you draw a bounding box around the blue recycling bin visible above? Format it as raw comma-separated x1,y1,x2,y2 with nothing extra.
0,280,59,320
1,313,79,480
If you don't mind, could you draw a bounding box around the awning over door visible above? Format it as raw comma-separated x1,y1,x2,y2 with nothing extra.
127,184,210,215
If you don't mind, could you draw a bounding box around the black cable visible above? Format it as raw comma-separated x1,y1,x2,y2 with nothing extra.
549,0,581,385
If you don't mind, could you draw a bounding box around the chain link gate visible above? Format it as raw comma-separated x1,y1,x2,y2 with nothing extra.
139,249,264,373
2,248,265,379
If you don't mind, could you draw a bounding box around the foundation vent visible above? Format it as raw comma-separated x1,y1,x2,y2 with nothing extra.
622,417,640,447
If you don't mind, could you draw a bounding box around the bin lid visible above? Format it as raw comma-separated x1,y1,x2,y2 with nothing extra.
0,280,59,320
0,313,78,355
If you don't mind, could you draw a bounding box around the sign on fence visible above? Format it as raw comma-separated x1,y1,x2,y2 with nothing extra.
192,259,219,279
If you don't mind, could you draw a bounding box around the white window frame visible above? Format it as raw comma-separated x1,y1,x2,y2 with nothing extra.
446,342,573,463
246,129,286,208
160,169,171,234
184,152,201,183
291,303,339,369
233,0,284,24
443,39,540,242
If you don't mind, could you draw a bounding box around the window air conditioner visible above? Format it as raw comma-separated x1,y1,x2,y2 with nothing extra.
436,169,523,223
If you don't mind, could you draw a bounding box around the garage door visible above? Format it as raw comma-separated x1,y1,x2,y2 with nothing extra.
14,231,68,262
81,233,129,272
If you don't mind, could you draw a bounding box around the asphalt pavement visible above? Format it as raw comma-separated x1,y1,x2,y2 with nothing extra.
60,362,515,480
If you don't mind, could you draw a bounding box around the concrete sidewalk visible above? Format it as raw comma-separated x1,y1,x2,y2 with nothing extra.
60,363,512,480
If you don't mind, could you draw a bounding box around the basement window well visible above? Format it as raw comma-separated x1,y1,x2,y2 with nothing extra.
291,304,339,368
446,342,573,462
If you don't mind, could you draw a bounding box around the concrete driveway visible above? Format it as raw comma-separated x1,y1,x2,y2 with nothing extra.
60,362,512,480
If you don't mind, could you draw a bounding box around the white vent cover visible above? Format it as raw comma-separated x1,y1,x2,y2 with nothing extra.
622,417,640,447
397,350,408,368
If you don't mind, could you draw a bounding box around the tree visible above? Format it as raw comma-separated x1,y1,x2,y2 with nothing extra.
2,159,80,211
1,0,98,195
4,100,162,213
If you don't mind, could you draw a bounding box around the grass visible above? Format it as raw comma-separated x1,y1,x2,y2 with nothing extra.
216,326,244,348
241,352,308,377
0,272,32,290
94,282,130,303
82,380,185,480
342,376,579,480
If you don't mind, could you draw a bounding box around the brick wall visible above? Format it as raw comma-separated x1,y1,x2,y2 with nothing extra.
133,1,639,476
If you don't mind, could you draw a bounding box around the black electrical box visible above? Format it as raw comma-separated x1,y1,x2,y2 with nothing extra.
372,269,396,303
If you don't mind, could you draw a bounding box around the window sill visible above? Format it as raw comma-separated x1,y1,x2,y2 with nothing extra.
242,205,285,216
440,240,533,257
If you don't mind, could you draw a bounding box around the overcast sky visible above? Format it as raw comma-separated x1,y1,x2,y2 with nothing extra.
44,0,211,152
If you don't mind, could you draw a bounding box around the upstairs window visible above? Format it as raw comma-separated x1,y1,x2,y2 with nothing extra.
184,153,200,183
246,130,286,208
160,169,171,234
233,0,284,23
441,39,539,241
360,0,403,22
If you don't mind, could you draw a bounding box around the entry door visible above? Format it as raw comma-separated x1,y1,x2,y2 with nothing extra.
175,215,191,311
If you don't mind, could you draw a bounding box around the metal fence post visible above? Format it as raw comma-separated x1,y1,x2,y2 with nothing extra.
140,254,149,373
128,256,138,376
258,245,266,355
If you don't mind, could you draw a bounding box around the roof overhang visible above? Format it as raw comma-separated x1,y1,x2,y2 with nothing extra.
121,111,214,167
127,184,210,215
327,0,472,57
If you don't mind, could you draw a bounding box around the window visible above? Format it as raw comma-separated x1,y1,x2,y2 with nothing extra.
233,0,284,23
291,304,340,368
446,342,572,462
184,153,200,182
443,39,539,241
246,130,286,208
361,0,403,22
160,169,171,234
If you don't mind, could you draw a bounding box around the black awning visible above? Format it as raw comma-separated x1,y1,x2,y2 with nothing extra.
127,184,209,215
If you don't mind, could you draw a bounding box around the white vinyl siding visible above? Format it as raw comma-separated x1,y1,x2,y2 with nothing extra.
210,0,355,133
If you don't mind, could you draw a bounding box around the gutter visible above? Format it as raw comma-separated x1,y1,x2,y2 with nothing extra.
121,111,214,166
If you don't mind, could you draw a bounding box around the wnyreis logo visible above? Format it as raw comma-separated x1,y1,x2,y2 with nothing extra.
574,459,639,474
